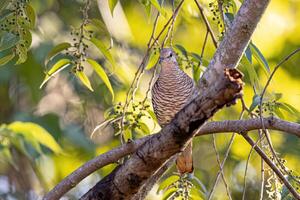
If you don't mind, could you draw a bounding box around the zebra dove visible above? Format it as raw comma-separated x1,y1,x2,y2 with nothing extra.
151,48,196,174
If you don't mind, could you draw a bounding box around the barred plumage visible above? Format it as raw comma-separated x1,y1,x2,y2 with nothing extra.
151,48,196,174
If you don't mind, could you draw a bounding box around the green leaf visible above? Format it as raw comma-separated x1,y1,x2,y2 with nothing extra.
161,188,177,200
45,42,72,64
193,64,201,82
157,175,179,192
75,70,94,91
249,94,261,112
250,42,270,74
108,0,118,15
24,4,36,28
277,102,300,117
15,43,28,64
224,12,234,23
124,127,132,141
7,121,62,154
147,110,158,122
137,122,150,135
240,55,258,87
87,18,110,37
87,58,114,99
274,93,283,101
190,187,205,200
245,45,252,63
20,29,32,48
40,58,71,89
190,174,207,194
149,0,167,17
175,44,188,57
90,37,115,67
1,147,19,170
0,53,14,66
274,106,285,119
0,0,10,12
145,50,159,70
0,32,19,51
189,52,210,66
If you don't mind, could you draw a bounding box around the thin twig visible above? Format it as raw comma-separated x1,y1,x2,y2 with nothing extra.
258,47,300,188
119,0,185,143
44,117,300,200
194,0,218,47
241,143,255,200
212,134,232,200
259,129,265,200
242,134,300,199
207,110,244,200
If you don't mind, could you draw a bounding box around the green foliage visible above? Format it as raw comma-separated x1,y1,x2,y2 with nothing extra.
95,100,155,141
41,14,115,96
0,0,35,66
0,121,61,163
0,0,299,199
158,175,206,200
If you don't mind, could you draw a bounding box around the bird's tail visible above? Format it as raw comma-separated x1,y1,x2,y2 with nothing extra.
176,141,193,174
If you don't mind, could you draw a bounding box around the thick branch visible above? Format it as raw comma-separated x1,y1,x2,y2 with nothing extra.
45,0,271,199
199,0,270,90
80,68,243,200
44,116,299,199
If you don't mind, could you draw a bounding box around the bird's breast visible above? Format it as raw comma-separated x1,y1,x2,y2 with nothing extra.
151,74,194,126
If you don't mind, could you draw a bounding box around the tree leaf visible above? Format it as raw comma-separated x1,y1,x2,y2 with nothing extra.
75,70,94,92
0,53,14,66
87,58,114,99
193,64,201,82
20,29,32,48
145,50,159,70
40,58,71,89
175,44,188,57
149,0,167,17
240,55,258,87
108,0,118,15
7,121,62,154
45,42,72,64
0,32,19,51
0,0,10,12
147,110,158,122
274,106,285,119
90,37,115,67
137,122,150,135
190,187,205,200
161,188,177,200
245,45,252,63
157,174,179,192
15,43,28,64
250,42,270,74
124,127,132,141
249,94,261,112
274,93,283,101
87,18,110,37
277,102,300,117
24,4,36,28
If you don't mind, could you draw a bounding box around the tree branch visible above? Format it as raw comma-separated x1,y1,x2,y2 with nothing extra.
43,116,299,199
243,134,300,199
45,0,273,199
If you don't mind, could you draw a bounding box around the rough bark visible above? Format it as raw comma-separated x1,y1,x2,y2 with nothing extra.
80,69,243,200
79,0,270,199
44,116,299,200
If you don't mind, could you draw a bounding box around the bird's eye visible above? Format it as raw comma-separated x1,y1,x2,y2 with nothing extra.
169,53,173,58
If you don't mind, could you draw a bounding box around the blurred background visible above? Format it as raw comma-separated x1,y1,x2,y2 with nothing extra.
0,0,299,199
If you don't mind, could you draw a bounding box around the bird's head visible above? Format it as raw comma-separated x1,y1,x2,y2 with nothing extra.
159,48,177,65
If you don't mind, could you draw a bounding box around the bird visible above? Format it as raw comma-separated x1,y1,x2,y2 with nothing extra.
151,47,196,175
